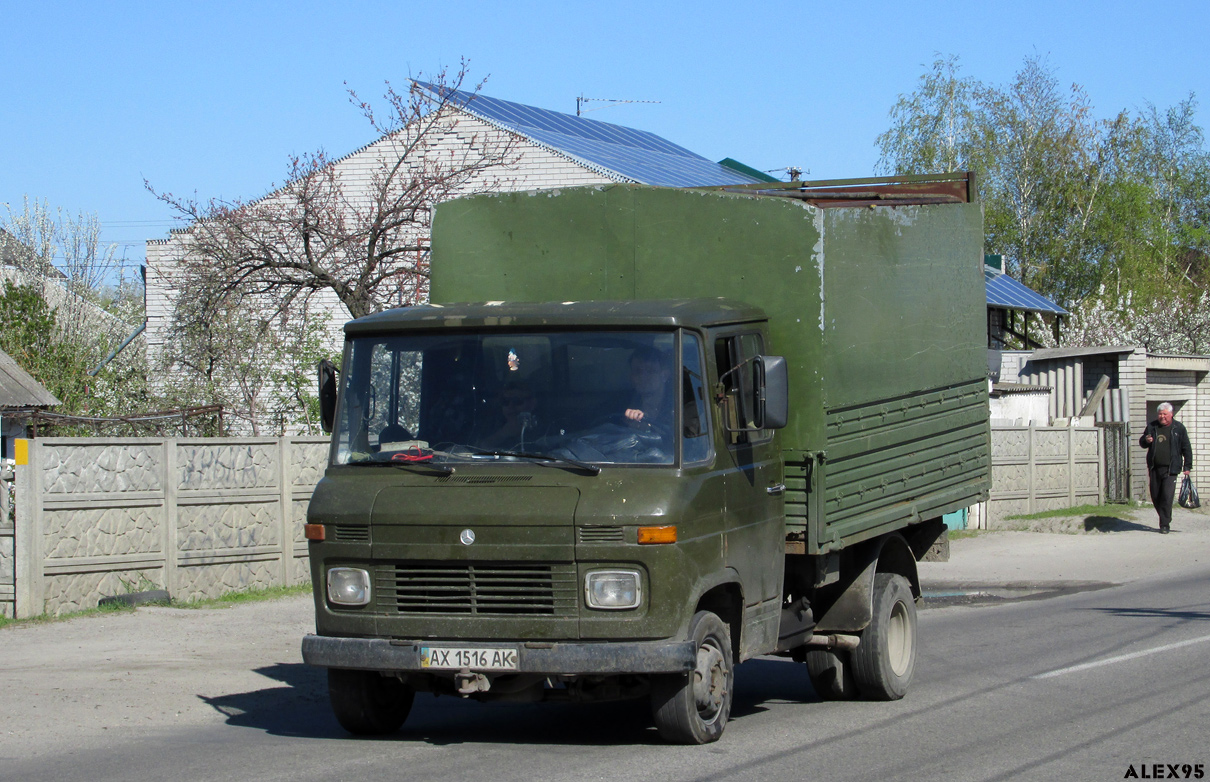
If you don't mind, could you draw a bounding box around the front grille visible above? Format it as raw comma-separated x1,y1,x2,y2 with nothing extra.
379,562,578,616
435,475,533,484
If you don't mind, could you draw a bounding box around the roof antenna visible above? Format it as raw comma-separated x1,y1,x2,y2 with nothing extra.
768,166,807,182
576,95,661,116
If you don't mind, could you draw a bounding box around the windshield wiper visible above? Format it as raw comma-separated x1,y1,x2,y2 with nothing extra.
344,456,454,476
471,449,602,476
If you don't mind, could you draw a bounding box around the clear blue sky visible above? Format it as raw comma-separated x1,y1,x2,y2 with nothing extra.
2,0,1206,268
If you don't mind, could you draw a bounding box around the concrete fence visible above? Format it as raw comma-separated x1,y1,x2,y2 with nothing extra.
984,424,1103,525
2,426,1106,618
7,437,329,618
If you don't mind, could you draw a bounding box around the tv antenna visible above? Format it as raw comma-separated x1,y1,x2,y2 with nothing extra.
576,95,661,116
769,166,807,182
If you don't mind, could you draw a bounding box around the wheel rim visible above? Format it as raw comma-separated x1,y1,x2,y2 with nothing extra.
886,598,912,676
693,638,728,724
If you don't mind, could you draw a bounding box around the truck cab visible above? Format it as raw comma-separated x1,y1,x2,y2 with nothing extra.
304,299,790,743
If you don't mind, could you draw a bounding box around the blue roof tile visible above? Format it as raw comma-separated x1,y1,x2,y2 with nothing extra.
416,82,764,188
985,268,1068,315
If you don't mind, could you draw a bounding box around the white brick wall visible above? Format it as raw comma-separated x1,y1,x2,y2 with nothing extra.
145,112,616,368
1195,372,1210,479
1144,366,1208,493
1119,349,1148,500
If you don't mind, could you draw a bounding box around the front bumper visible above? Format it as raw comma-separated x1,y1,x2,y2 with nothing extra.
302,634,696,675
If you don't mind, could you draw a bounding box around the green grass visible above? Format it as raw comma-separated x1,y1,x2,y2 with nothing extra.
175,583,311,609
947,529,983,540
0,598,135,630
1005,503,1140,521
0,583,312,629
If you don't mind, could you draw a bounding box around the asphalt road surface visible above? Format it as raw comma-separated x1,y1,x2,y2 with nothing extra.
3,565,1209,782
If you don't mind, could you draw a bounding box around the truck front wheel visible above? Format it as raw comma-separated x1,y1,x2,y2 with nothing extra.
328,668,415,735
852,573,917,700
650,611,734,744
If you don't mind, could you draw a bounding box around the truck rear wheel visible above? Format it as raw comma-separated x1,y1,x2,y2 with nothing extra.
805,648,857,700
650,611,733,744
852,573,917,700
328,668,414,735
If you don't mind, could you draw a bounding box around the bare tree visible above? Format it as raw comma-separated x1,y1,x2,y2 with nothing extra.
150,63,519,319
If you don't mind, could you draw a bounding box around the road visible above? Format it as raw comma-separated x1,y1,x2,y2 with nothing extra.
3,565,1209,782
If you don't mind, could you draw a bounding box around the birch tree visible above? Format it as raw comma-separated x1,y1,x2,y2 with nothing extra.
877,54,1113,307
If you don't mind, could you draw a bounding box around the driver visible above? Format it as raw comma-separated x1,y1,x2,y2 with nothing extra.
624,347,673,430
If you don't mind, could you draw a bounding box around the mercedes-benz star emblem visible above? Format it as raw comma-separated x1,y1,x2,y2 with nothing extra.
460,529,476,546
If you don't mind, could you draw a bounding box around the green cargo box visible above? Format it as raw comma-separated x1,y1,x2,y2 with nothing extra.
431,181,991,554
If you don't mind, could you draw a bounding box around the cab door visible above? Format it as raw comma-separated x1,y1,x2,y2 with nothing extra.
714,330,786,656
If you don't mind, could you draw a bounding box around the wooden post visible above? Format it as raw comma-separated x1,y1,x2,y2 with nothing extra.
1079,375,1112,418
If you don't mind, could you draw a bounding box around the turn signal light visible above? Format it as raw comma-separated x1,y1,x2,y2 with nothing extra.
304,524,326,541
638,525,677,544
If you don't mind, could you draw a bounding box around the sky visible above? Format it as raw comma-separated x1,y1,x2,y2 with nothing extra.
2,0,1208,272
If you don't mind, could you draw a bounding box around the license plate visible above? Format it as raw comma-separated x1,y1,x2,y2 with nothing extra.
420,646,518,671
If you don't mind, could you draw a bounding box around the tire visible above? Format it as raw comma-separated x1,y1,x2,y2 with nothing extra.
650,611,734,744
852,573,917,700
805,648,857,701
328,668,415,735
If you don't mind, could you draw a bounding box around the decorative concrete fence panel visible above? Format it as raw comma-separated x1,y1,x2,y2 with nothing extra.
10,437,329,618
987,424,1103,525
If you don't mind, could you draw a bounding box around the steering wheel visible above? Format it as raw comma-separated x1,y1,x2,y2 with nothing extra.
589,412,672,440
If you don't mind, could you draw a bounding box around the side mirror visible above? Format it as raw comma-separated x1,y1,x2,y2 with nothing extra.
318,359,340,434
754,355,789,430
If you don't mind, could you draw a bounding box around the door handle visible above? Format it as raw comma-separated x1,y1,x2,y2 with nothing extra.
767,483,786,496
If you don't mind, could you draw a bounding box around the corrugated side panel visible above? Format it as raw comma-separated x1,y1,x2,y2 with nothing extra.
786,378,990,554
783,462,811,541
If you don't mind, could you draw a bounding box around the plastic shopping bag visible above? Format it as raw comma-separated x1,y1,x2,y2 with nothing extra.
1178,475,1200,509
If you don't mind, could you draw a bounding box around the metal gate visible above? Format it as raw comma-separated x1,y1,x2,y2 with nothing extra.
1098,422,1131,503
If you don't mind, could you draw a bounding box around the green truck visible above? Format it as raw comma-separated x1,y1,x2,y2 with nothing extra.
301,175,991,744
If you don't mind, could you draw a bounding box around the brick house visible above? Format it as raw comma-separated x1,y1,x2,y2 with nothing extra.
145,86,766,376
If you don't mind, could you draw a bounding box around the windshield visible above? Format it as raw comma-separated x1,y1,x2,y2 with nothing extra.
333,330,705,467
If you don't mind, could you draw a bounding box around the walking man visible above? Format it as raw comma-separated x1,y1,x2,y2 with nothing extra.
1139,402,1193,533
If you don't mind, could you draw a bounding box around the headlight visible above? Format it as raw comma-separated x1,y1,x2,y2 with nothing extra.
585,570,642,610
327,567,371,606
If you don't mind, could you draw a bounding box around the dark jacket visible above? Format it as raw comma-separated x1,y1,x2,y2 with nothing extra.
1139,418,1193,475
